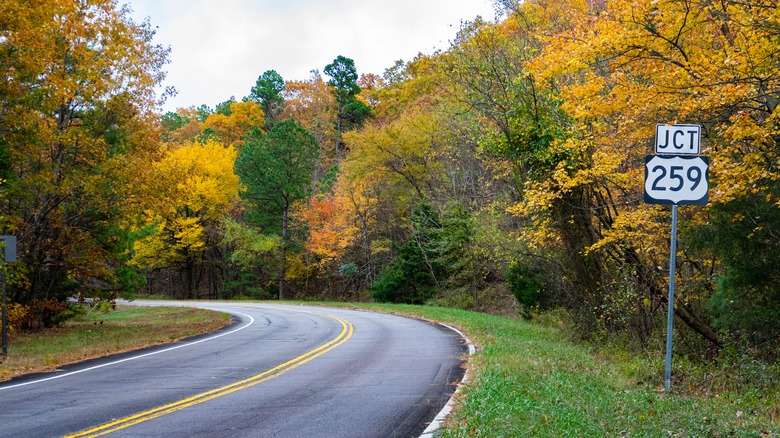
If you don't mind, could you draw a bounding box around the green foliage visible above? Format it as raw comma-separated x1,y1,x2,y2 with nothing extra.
506,262,544,307
233,118,319,299
370,240,438,304
324,55,371,134
215,97,237,116
161,111,188,134
341,100,371,130
693,186,780,347
434,204,475,284
248,69,285,126
222,271,273,300
195,104,212,122
371,201,482,305
338,263,358,277
489,111,572,180
221,218,279,269
317,165,340,194
234,119,320,233
324,55,361,101
113,266,147,295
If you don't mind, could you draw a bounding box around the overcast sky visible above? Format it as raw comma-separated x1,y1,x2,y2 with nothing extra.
126,0,499,113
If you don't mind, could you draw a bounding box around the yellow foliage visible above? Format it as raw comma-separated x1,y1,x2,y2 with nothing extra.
344,109,443,202
281,75,339,156
508,0,780,266
153,140,240,218
3,300,28,333
203,101,265,147
129,140,240,270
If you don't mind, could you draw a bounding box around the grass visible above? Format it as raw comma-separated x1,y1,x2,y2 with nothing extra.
1,300,778,436
0,304,231,381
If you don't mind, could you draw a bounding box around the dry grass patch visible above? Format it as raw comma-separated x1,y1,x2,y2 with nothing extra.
0,305,231,381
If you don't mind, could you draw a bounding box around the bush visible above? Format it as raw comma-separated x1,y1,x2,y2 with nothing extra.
370,241,438,304
691,185,780,351
506,262,541,307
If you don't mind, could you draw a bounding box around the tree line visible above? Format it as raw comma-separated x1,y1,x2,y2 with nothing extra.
1,0,779,362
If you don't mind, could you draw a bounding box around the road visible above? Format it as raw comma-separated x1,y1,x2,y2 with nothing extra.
0,302,469,438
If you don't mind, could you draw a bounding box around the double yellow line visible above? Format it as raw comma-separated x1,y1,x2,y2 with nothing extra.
65,311,354,438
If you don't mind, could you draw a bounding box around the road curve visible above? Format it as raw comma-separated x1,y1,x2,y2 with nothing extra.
0,301,468,437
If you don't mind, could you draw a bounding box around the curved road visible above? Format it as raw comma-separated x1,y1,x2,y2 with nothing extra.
0,302,468,437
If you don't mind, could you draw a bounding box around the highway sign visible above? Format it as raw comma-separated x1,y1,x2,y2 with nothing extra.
0,236,16,262
655,124,701,155
644,155,709,205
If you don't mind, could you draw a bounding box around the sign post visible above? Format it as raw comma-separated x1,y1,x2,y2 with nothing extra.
644,124,708,394
664,204,678,394
0,235,17,360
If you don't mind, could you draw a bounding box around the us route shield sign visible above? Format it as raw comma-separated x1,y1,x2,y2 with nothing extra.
644,155,709,205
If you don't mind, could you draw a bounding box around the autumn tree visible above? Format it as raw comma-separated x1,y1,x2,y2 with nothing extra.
234,119,319,299
202,100,265,147
281,71,338,162
129,140,240,298
0,0,169,325
478,0,780,352
160,107,206,143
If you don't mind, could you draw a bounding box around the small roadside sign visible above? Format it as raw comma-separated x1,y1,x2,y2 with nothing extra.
655,124,701,155
0,236,16,262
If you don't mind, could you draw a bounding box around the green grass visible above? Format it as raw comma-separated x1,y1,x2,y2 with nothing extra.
0,304,231,381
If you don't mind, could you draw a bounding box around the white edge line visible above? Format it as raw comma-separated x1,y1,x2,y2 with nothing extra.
419,323,476,438
0,310,255,391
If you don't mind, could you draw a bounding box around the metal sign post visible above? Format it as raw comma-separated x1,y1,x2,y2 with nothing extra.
644,124,708,394
0,235,17,360
664,205,678,393
2,264,6,359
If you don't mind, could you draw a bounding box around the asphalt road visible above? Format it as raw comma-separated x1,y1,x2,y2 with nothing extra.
0,302,469,438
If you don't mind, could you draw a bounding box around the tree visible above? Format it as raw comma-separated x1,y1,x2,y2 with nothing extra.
249,70,286,127
234,119,319,299
324,56,371,153
693,182,780,349
215,97,237,116
202,100,265,147
281,71,339,163
129,140,240,298
324,56,361,109
0,0,170,324
221,218,280,299
496,0,780,349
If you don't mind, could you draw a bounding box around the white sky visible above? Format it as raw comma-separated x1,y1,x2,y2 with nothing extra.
126,0,499,113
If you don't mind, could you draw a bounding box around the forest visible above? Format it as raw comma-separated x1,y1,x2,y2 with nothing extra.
1,0,779,364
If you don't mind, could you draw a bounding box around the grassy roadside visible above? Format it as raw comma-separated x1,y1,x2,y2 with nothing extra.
324,302,780,437
0,304,231,382
1,301,777,435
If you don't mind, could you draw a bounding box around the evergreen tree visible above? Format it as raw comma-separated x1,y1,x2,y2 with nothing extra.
248,70,285,128
324,56,371,153
234,119,319,299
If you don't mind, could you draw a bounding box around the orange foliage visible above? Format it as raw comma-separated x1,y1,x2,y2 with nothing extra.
301,195,358,270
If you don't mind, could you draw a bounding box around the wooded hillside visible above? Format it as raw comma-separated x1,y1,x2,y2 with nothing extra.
2,0,779,360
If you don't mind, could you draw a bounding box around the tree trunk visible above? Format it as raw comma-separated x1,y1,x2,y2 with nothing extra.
279,205,288,300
